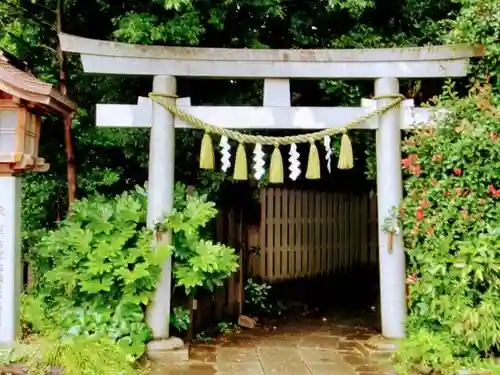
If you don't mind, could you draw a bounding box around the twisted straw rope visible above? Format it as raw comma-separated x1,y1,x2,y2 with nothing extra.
149,93,405,146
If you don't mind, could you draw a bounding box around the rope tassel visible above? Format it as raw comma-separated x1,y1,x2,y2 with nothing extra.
199,132,215,169
306,141,321,180
269,146,284,184
338,132,354,170
233,142,248,180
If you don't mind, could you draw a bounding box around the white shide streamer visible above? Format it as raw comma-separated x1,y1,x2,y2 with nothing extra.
323,135,332,173
219,135,231,172
253,143,265,180
288,143,301,181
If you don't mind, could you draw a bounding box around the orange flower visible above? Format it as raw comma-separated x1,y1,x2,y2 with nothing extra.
410,165,422,176
489,185,500,196
416,208,424,221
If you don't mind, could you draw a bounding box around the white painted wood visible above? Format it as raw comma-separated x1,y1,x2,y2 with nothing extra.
0,176,21,345
96,98,431,130
80,54,470,78
96,96,153,128
375,78,406,339
59,33,481,62
263,79,290,106
145,75,176,340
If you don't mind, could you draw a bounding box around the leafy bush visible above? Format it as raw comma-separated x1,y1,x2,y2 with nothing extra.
0,335,139,375
163,186,239,294
170,306,191,332
24,183,238,363
244,279,284,317
396,83,500,374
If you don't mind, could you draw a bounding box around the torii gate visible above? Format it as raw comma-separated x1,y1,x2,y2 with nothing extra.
59,33,481,350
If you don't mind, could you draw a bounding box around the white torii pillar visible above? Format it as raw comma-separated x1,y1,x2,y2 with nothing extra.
146,75,176,341
375,78,406,339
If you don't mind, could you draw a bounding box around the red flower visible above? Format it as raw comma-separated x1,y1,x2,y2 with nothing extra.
416,208,424,221
489,185,500,196
406,274,417,284
453,168,462,176
410,165,421,176
401,154,419,169
479,199,486,205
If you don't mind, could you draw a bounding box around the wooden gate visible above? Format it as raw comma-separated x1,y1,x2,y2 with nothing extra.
248,188,378,282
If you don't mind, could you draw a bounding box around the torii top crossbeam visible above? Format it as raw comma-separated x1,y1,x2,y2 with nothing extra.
59,33,483,79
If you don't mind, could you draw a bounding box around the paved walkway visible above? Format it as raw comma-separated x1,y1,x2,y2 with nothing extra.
154,318,393,375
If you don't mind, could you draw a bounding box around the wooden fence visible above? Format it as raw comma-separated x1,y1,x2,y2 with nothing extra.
191,209,245,333
247,188,378,282
195,187,378,332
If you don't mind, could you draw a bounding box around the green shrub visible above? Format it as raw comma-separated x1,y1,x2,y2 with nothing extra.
0,335,139,375
397,83,500,374
24,183,238,363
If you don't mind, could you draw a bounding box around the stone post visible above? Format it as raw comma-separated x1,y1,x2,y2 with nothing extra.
0,175,22,345
375,77,406,339
146,75,177,341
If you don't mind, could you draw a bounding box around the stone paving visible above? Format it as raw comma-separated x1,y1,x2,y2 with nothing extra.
153,318,394,375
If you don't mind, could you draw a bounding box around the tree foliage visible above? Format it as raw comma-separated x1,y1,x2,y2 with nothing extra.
2,0,500,371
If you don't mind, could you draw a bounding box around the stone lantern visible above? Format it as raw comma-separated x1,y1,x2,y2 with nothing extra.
0,52,76,345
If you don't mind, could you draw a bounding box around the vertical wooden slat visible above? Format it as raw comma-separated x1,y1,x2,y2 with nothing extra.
302,190,308,277
227,209,235,314
308,191,315,277
345,195,350,270
266,188,275,281
370,193,378,265
321,192,327,275
316,192,320,276
326,193,333,274
356,194,362,267
259,189,267,278
281,189,289,279
296,190,303,277
314,193,321,275
332,194,338,272
350,195,355,269
340,194,349,271
288,189,296,278
274,189,282,281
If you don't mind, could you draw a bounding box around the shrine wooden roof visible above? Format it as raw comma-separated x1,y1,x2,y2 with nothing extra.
0,55,76,116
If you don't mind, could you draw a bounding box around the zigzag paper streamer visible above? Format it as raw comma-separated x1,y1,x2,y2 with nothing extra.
288,143,301,180
219,135,231,172
253,144,265,180
323,135,332,173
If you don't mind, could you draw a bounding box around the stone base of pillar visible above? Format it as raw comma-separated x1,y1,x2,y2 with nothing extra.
357,336,399,369
146,337,188,364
